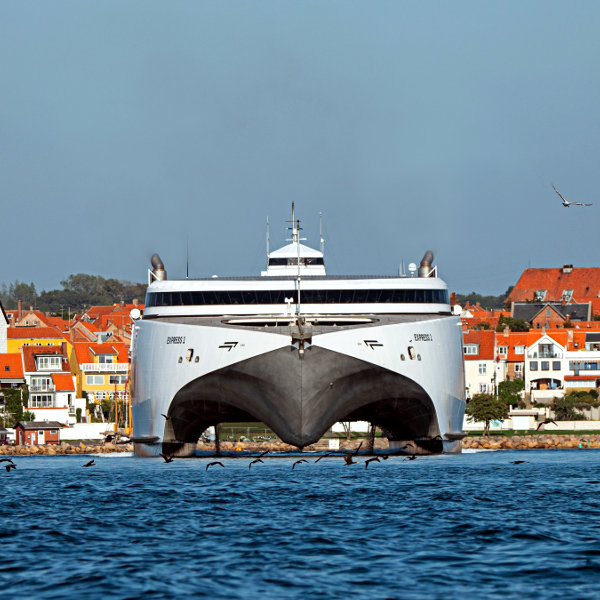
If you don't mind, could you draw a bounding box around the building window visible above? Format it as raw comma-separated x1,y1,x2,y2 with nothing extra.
546,309,551,317
498,346,508,356
464,344,479,355
552,361,561,370
98,355,115,364
530,361,538,371
50,430,57,434
86,375,104,385
562,289,574,301
479,384,488,393
109,375,127,385
541,361,550,371
514,345,525,355
535,290,547,301
515,364,523,374
30,394,53,407
478,363,487,375
37,356,62,370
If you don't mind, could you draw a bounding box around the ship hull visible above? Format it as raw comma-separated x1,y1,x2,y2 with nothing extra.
131,314,465,456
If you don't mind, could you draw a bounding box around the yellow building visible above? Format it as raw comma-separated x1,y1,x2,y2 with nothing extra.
7,326,71,354
70,341,130,406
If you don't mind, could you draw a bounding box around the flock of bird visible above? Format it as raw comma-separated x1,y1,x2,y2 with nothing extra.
159,442,415,469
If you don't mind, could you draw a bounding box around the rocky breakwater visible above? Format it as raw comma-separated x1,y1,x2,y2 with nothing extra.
0,442,134,456
463,434,600,450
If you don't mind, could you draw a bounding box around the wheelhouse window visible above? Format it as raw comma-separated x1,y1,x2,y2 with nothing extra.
145,288,449,307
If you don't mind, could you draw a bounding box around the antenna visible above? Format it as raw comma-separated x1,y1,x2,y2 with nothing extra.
186,237,189,279
320,212,325,255
266,216,270,256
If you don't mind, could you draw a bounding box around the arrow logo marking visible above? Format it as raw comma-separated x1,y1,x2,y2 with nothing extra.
219,341,239,352
364,340,383,350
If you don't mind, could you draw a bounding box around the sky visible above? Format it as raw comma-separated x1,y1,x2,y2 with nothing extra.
2,1,599,296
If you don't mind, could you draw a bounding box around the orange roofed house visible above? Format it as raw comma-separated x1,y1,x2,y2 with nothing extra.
506,265,600,317
21,345,85,425
71,341,130,419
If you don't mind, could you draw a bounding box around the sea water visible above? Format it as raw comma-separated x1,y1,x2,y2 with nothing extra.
1,449,600,599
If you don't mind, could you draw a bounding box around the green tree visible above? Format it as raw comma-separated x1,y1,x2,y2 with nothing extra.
498,378,525,407
552,395,587,421
2,387,29,426
496,314,530,332
465,393,509,435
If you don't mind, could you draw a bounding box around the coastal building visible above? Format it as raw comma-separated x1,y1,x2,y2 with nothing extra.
0,300,7,353
462,329,505,400
70,341,130,408
6,326,70,354
0,353,25,389
15,421,63,445
506,265,600,316
21,344,82,425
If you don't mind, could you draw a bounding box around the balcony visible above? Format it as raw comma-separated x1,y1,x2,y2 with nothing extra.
527,352,562,359
80,363,129,373
29,384,56,392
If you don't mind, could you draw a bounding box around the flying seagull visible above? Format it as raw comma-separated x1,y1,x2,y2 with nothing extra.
258,449,269,458
365,457,380,469
0,458,15,464
343,453,358,466
314,453,333,463
82,459,95,468
249,458,264,469
159,453,174,463
292,459,308,470
5,463,16,472
404,454,418,461
206,461,224,470
536,419,557,430
553,184,592,207
511,460,527,464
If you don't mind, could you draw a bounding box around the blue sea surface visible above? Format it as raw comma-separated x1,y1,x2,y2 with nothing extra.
1,449,600,599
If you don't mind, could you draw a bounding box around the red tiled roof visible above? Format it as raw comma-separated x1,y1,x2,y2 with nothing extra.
7,327,65,339
462,329,495,360
72,341,129,365
506,267,600,314
21,346,70,373
51,373,75,391
0,353,24,378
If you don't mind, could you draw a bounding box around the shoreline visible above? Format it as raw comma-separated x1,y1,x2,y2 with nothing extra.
2,434,600,455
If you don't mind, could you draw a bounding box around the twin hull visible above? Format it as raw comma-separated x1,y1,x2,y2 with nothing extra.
131,314,466,456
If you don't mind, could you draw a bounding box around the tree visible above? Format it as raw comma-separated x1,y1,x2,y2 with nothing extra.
496,315,529,332
552,395,587,421
498,378,525,407
2,387,29,427
465,393,509,435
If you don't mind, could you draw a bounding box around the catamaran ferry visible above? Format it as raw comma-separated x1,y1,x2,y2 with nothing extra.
130,207,465,456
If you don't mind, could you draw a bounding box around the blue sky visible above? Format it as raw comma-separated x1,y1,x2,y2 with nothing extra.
2,1,599,295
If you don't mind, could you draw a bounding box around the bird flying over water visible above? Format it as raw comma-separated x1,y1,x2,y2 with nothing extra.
292,459,308,470
249,458,264,469
553,184,592,207
536,419,557,430
206,461,224,470
4,463,16,472
404,455,417,461
258,449,269,458
343,453,357,465
82,459,95,468
314,453,333,463
160,453,174,463
365,457,380,469
0,458,15,464
510,460,527,464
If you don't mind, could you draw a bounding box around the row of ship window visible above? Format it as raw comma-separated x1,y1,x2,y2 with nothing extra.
146,289,449,307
